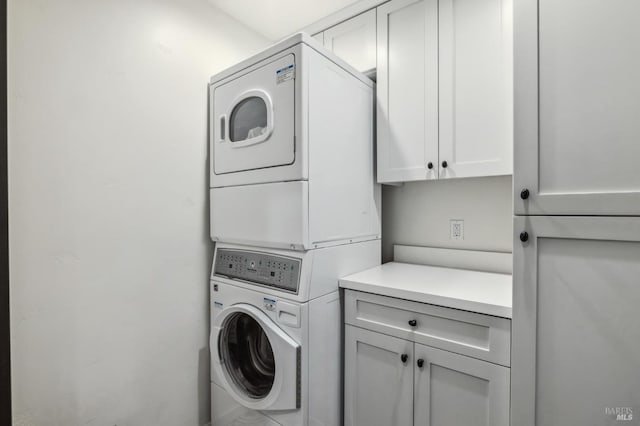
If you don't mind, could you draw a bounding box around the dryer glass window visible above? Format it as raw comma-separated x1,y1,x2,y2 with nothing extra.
229,97,268,142
220,312,275,399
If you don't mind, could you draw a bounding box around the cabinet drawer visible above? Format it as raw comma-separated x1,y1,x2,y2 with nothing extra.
344,290,511,366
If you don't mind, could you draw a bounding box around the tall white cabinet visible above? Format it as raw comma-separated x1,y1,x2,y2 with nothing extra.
512,217,640,426
377,0,513,183
512,1,640,425
514,0,640,216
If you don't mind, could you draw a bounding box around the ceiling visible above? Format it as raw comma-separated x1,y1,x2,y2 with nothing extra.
209,0,362,41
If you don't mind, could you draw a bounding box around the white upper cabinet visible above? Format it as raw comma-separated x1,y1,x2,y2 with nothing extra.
377,0,513,183
311,32,324,44
514,0,640,215
377,0,439,183
439,0,513,179
324,10,377,73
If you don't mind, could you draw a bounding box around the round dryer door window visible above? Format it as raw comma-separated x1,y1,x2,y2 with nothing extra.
219,312,275,399
229,96,268,142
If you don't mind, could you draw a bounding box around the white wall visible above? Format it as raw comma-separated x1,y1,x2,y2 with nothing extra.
382,176,513,262
8,1,267,425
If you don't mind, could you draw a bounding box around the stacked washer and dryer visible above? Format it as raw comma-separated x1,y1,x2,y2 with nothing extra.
208,34,381,426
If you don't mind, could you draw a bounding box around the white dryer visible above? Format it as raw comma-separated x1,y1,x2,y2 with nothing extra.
208,33,380,251
210,240,380,426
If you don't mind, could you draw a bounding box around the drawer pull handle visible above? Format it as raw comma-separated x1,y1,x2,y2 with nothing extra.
520,231,529,243
408,319,417,327
520,188,530,200
417,359,424,368
400,354,408,363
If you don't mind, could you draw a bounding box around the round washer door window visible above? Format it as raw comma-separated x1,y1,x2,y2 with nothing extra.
219,312,275,399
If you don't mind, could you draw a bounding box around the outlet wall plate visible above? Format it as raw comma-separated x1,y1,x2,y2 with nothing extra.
450,219,464,241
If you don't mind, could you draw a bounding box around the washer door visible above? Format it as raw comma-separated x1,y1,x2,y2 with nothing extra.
213,304,300,411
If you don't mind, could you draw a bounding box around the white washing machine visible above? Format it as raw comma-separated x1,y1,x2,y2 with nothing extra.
208,33,380,251
210,240,380,426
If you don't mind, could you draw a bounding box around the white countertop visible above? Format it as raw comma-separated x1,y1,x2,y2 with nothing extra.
340,262,512,318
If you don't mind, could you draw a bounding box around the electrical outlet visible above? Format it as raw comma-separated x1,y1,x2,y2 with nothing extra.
450,219,464,241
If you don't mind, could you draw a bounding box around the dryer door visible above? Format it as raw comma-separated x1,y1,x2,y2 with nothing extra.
213,54,296,175
213,304,300,411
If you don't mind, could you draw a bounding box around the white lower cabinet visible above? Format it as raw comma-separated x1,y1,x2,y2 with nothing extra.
345,290,511,426
414,344,510,426
345,326,414,426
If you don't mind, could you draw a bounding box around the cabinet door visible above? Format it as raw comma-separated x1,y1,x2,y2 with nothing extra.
377,0,439,183
312,32,324,44
414,344,510,426
512,216,640,426
344,326,414,426
323,10,376,73
438,0,513,179
514,0,640,215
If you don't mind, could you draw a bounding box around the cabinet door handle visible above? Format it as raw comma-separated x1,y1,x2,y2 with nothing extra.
417,359,424,368
400,354,408,363
441,160,448,168
408,319,417,327
427,162,434,170
520,231,529,242
520,188,530,200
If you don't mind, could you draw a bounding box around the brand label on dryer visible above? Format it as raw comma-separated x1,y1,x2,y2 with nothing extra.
276,64,295,84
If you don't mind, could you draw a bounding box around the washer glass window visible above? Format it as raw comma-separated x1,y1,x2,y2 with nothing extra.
219,312,275,399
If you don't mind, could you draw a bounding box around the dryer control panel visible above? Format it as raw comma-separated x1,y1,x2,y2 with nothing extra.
213,249,301,293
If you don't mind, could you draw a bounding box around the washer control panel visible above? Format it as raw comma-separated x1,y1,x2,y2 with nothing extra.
213,249,301,293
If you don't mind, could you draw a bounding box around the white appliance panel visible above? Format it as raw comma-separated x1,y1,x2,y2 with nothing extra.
307,49,379,245
210,181,309,250
213,54,296,175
